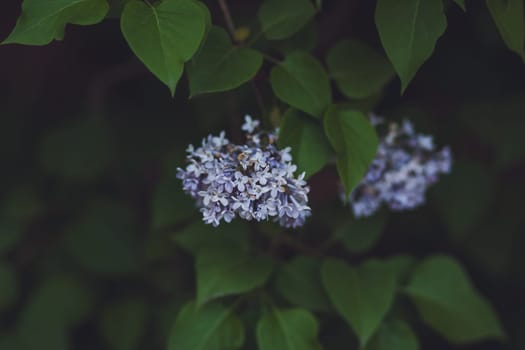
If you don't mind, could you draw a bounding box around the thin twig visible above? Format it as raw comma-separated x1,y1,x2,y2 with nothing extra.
218,0,237,40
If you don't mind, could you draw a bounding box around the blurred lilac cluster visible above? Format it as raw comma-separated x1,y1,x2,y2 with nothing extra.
177,116,311,228
346,116,452,217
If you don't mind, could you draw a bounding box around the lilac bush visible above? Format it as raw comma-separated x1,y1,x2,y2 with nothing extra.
177,116,311,228
345,116,452,217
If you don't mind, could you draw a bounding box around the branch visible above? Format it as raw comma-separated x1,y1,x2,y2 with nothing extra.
218,0,237,40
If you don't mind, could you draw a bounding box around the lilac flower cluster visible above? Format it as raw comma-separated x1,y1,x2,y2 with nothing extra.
345,116,452,217
177,116,311,228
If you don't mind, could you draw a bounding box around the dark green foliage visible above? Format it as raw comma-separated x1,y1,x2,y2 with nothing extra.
187,26,263,96
323,106,378,195
0,0,522,349
278,109,332,177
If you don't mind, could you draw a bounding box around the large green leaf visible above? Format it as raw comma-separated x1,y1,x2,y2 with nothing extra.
366,320,419,350
321,259,397,347
258,0,316,40
323,106,378,195
100,298,150,350
120,0,208,95
278,109,333,177
375,0,447,92
486,0,525,59
196,244,274,306
2,0,109,45
275,256,332,312
168,301,244,350
256,308,322,350
405,255,506,343
326,39,394,98
187,26,263,96
0,262,17,311
270,53,331,118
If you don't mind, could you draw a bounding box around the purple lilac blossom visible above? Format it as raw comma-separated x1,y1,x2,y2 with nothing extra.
177,115,311,228
345,117,452,218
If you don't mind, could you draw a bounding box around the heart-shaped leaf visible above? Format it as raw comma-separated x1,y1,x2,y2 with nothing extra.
375,0,447,92
326,39,394,99
121,0,208,95
278,109,333,177
2,0,109,45
405,255,506,343
321,259,397,347
271,53,331,118
323,106,378,195
187,26,263,96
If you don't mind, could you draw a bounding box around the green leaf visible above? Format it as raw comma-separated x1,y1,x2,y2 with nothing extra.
256,308,322,350
275,256,333,312
168,301,244,350
196,244,274,306
375,0,447,92
323,106,378,195
486,0,525,59
278,109,333,177
2,0,109,45
174,220,250,256
39,117,113,182
405,255,506,343
335,211,387,254
100,298,150,350
321,259,397,347
258,0,316,40
0,262,17,311
270,53,331,118
152,176,195,230
120,0,208,95
453,0,466,11
64,200,141,276
326,39,394,99
366,320,419,350
187,26,263,96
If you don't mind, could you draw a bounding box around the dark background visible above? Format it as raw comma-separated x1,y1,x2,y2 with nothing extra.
1,0,524,349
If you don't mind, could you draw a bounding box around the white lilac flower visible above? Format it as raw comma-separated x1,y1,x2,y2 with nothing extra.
177,115,311,228
345,117,452,218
